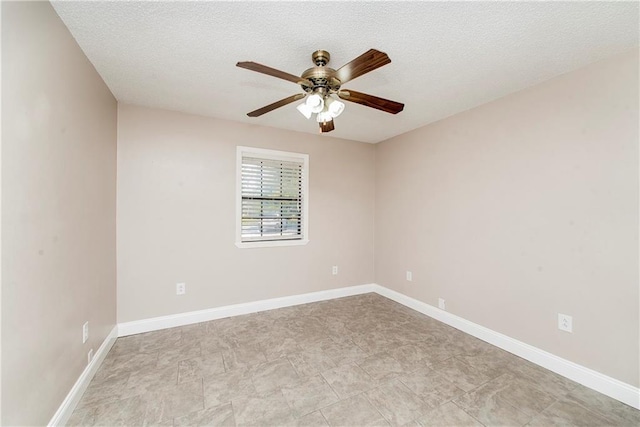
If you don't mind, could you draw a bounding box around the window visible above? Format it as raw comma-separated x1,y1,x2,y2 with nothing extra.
236,146,309,248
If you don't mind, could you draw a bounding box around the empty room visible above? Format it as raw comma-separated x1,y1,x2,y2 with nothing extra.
1,1,639,426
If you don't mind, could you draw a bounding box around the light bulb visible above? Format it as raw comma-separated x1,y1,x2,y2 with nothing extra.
306,93,324,113
296,102,312,119
325,97,345,118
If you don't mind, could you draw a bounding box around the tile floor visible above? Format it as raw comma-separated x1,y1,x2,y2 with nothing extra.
69,293,639,426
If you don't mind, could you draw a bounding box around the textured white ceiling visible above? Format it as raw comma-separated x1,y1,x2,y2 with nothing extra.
52,1,638,143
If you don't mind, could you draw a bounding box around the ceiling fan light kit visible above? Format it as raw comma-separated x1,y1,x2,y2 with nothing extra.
305,93,325,114
325,97,345,118
320,120,335,133
316,110,333,124
296,103,313,119
237,49,404,133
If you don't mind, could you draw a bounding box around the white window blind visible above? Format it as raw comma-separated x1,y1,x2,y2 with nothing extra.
240,154,305,243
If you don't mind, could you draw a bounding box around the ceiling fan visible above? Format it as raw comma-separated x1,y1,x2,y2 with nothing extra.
236,49,404,133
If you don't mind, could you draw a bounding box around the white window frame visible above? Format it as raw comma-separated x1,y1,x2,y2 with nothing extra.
236,146,309,248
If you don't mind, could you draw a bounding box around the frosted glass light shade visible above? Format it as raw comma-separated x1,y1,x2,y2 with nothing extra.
306,93,324,113
316,110,333,123
325,97,345,118
296,103,312,119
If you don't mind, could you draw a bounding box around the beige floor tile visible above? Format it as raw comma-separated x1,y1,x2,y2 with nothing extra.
297,410,330,426
96,351,159,381
294,330,335,348
431,357,492,392
263,305,308,321
122,364,178,398
91,394,149,426
456,347,514,379
386,327,428,348
66,407,96,426
288,348,337,377
352,332,400,354
398,368,465,410
143,378,205,421
415,402,482,427
565,384,640,426
179,353,225,383
415,340,462,365
358,352,406,381
222,345,267,371
232,389,293,426
261,335,303,361
281,375,339,418
322,363,378,399
527,399,617,426
453,375,533,426
201,334,234,353
71,295,631,427
157,340,202,367
174,402,235,426
449,334,496,357
75,371,130,410
388,344,433,373
499,374,557,417
365,379,429,426
236,408,298,427
139,328,182,353
108,335,143,357
179,322,209,343
506,359,578,399
321,394,390,427
223,324,273,349
251,357,301,394
204,367,256,408
319,338,370,367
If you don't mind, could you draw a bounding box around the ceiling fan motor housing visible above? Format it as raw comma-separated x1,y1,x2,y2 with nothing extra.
301,50,341,94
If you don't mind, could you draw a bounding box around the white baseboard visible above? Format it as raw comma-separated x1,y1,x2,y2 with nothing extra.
118,284,377,336
114,283,638,410
371,284,640,410
48,325,118,426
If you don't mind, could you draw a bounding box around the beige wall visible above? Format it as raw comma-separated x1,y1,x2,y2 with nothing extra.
375,50,639,386
117,104,375,323
1,2,117,425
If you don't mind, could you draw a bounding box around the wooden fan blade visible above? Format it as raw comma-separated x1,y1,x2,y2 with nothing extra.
334,49,391,84
247,94,305,117
319,120,335,133
237,61,312,87
338,90,404,114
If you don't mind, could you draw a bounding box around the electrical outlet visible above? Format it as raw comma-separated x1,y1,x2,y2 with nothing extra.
438,298,446,310
176,282,186,295
332,266,338,275
558,314,573,333
406,271,412,281
87,349,94,365
82,321,89,344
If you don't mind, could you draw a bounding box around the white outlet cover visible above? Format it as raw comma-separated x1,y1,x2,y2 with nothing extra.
332,266,338,275
406,271,412,281
558,313,573,333
438,298,446,310
176,282,186,295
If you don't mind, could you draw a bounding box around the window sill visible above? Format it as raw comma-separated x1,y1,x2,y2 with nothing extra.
235,239,309,249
